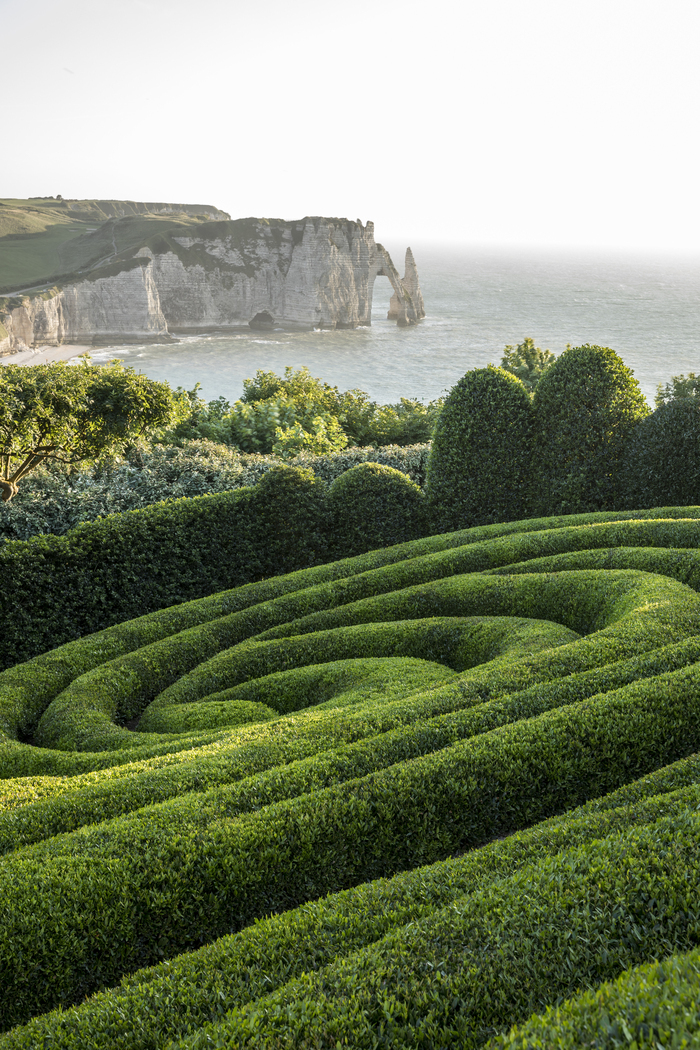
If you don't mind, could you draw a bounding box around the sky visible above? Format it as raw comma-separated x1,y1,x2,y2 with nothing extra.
2,0,700,253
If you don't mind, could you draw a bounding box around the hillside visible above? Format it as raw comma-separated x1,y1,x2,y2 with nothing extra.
0,197,230,295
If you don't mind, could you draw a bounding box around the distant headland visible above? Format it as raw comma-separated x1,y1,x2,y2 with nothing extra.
0,199,424,356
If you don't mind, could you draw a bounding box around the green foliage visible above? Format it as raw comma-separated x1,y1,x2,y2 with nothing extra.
246,464,328,576
0,465,330,669
0,440,431,544
182,811,700,1048
500,336,557,392
326,462,428,556
531,344,650,515
165,368,441,452
491,947,700,1048
425,365,534,531
1,764,698,1049
621,397,700,509
0,360,174,500
655,370,700,407
292,442,431,487
272,414,348,459
4,508,700,1042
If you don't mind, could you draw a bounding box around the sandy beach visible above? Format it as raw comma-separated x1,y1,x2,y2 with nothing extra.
0,345,94,367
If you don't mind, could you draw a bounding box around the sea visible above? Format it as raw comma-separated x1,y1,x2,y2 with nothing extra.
88,245,700,408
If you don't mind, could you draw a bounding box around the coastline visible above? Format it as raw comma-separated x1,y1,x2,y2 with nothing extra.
0,345,94,367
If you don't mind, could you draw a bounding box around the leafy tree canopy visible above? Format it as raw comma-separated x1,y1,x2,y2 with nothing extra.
500,338,557,393
655,372,700,408
0,358,174,501
165,367,442,453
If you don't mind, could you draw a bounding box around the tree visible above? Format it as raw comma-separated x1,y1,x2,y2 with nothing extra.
424,366,534,532
531,344,649,515
500,338,557,393
655,372,700,408
165,366,442,452
0,358,174,501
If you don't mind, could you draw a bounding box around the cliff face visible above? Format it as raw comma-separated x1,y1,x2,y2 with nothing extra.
0,262,169,352
0,217,424,355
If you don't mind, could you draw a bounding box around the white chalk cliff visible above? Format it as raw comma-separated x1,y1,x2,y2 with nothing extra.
0,217,425,355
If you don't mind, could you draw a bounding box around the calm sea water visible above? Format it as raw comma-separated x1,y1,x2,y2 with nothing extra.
88,245,700,407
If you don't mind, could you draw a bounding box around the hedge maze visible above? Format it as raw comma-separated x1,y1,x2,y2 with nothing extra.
3,507,700,1046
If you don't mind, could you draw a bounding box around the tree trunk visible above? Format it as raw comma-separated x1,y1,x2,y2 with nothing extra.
0,479,18,501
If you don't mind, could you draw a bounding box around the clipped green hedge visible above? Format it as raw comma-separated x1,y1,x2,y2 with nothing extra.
0,465,328,670
326,461,428,556
425,366,533,530
179,809,700,1049
4,655,700,1026
2,510,700,768
5,635,700,856
2,761,699,1049
621,396,700,510
531,344,649,515
4,507,700,1041
489,946,700,1049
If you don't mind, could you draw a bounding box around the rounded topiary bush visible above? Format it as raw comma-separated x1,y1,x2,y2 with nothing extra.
620,398,700,509
424,366,533,532
326,462,428,556
531,344,649,516
247,464,329,574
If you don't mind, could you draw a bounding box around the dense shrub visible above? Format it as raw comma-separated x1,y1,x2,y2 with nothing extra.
165,368,441,452
1,765,697,1048
621,397,700,509
293,442,431,486
425,366,533,531
655,370,700,407
500,336,557,392
491,946,700,1048
326,462,428,556
0,465,331,669
0,441,431,544
531,344,649,515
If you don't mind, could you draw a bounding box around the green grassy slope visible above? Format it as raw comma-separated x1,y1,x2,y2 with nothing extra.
0,198,229,295
2,509,700,1045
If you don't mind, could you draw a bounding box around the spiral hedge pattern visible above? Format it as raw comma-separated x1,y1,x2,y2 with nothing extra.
3,507,700,1047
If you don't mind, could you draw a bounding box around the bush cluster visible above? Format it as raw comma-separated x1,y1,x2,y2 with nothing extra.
0,458,439,668
0,441,431,544
425,344,700,528
425,365,533,531
166,367,442,454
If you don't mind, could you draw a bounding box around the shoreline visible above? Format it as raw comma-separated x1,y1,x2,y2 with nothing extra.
0,345,94,367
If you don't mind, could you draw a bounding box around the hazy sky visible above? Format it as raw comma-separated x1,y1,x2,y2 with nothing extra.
3,0,700,252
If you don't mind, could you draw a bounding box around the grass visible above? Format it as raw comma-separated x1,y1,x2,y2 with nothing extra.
0,199,228,295
1,507,700,1045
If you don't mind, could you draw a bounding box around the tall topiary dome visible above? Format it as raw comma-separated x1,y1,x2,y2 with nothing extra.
620,398,700,509
531,344,649,515
424,366,534,532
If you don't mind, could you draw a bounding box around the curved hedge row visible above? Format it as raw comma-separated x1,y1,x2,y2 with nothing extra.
3,508,700,1044
490,946,700,1048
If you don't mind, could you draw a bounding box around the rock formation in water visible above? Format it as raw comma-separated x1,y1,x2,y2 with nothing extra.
386,248,426,326
0,217,424,355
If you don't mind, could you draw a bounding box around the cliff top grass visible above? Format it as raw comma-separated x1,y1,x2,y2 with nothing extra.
0,209,370,302
0,198,229,297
